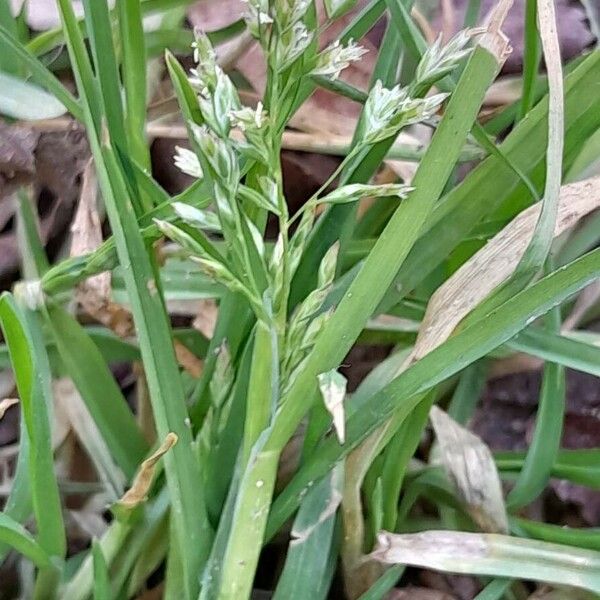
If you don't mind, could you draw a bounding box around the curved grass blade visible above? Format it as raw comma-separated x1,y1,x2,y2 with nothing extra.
267,247,600,537
507,300,565,509
500,273,567,512
372,530,600,594
508,327,600,377
0,512,51,569
512,0,564,278
496,448,600,489
44,303,148,480
0,23,82,119
511,517,600,552
0,294,66,561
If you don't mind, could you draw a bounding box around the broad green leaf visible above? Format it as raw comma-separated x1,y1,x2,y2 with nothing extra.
0,71,67,119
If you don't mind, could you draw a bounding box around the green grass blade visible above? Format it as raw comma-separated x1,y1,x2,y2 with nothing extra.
0,294,66,559
496,448,600,489
384,0,425,83
103,140,213,594
463,0,482,27
473,578,513,600
356,565,404,600
92,539,112,599
272,468,342,600
0,23,82,119
57,0,213,592
506,307,565,509
16,190,49,278
512,517,600,552
165,49,203,126
0,0,19,74
0,512,51,569
0,417,32,562
81,0,127,152
242,320,278,463
518,0,541,119
267,247,600,536
44,303,148,479
447,360,488,425
118,0,150,168
507,327,600,377
0,71,68,120
380,392,434,530
56,0,102,132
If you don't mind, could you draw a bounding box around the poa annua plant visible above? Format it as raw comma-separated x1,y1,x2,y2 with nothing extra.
2,0,600,598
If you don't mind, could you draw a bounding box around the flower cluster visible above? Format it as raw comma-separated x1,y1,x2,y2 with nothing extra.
189,31,240,137
311,39,368,80
363,81,447,144
415,29,476,91
243,0,273,39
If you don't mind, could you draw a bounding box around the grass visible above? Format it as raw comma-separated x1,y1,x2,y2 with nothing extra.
0,0,600,598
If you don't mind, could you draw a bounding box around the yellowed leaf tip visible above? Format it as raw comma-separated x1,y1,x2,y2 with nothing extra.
118,432,178,509
479,0,514,63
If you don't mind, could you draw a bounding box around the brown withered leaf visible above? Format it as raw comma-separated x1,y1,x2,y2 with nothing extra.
0,397,18,420
70,160,134,338
192,299,219,339
174,340,203,378
0,126,89,283
117,433,178,510
412,176,600,364
430,406,509,534
0,123,39,200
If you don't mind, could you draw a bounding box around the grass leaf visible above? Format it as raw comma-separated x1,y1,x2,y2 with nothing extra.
0,294,66,561
372,530,600,594
0,71,67,120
